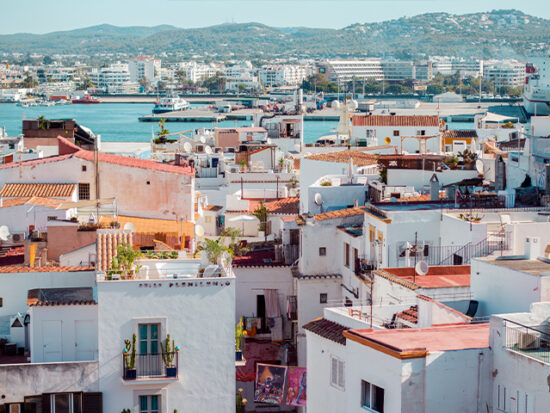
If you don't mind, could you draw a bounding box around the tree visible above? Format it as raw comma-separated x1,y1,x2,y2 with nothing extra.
196,238,233,265
42,55,54,65
155,118,171,143
427,84,445,95
252,202,269,238
220,227,246,256
22,72,37,88
139,77,151,91
237,83,247,93
78,75,93,90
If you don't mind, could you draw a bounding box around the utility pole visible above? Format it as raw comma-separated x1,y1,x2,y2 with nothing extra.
413,232,418,283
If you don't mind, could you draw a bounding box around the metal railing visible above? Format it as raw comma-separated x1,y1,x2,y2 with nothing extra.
123,352,179,379
504,319,550,364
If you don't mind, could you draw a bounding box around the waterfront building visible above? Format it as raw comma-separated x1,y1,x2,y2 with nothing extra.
175,61,221,83
483,60,526,88
259,65,310,87
128,55,161,85
89,62,137,94
380,60,415,81
431,57,483,77
317,59,384,83
36,66,76,83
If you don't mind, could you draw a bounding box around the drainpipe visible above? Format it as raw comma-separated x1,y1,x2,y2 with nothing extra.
476,351,484,412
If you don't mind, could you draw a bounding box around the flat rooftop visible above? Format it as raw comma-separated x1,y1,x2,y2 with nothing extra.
375,265,470,289
345,323,489,357
478,257,550,276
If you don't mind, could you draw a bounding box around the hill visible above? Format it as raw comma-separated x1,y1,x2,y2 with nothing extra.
0,10,547,59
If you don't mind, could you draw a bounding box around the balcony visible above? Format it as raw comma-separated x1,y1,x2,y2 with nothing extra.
122,352,179,383
504,320,550,364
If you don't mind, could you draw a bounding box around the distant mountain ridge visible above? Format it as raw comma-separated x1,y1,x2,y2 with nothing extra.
0,10,548,59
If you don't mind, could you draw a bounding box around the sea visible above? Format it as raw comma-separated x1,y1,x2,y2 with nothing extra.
0,102,471,145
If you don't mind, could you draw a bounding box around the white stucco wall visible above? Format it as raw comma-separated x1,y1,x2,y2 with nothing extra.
387,169,479,191
0,361,99,404
29,304,98,363
352,125,441,154
97,276,235,413
305,331,347,413
0,270,96,322
0,204,70,234
59,243,97,267
471,259,550,317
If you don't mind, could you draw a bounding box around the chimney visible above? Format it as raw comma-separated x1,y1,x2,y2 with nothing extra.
524,237,540,260
429,174,439,201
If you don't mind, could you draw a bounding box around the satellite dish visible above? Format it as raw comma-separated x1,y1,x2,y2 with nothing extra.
205,145,213,155
199,136,206,144
0,225,10,241
183,142,193,153
415,260,429,276
384,137,392,144
314,193,323,205
476,159,484,174
195,224,205,237
123,222,136,232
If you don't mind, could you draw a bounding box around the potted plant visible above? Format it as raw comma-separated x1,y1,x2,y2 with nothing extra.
114,243,141,279
240,159,247,172
123,334,137,380
160,334,178,377
235,318,245,361
458,149,477,169
443,156,459,169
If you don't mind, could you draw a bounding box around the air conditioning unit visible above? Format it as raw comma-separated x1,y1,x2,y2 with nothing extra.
10,232,26,243
230,167,239,173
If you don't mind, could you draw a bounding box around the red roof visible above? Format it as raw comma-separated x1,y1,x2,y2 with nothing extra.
247,197,299,215
314,207,366,221
303,318,348,345
0,137,194,176
375,265,471,289
0,183,76,198
395,306,418,324
352,115,440,127
0,265,94,273
345,323,489,355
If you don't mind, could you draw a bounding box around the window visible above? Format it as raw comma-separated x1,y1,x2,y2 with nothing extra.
393,130,399,137
319,247,326,256
330,356,345,390
48,393,82,413
78,183,90,200
366,129,376,138
81,165,87,172
139,323,159,354
361,380,384,412
47,216,58,221
320,293,327,304
344,243,350,267
146,180,150,185
139,395,160,413
0,297,3,307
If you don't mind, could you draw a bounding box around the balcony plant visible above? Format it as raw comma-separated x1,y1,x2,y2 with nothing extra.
236,388,247,413
160,334,178,377
197,237,234,266
235,318,245,361
123,334,137,380
114,243,142,279
458,149,477,169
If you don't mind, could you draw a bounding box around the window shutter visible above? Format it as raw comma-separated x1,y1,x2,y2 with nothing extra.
331,357,338,386
82,393,102,413
338,360,345,388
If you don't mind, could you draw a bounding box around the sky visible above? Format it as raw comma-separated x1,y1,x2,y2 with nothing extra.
1,0,548,34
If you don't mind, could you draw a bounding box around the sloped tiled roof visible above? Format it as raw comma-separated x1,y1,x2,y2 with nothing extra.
352,115,439,127
30,299,97,307
98,215,194,236
314,207,366,221
0,265,94,273
305,151,378,167
0,197,64,208
442,129,478,139
303,318,347,345
396,306,418,324
248,197,299,215
0,183,76,198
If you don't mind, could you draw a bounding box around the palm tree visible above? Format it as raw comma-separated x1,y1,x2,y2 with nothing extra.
197,238,233,265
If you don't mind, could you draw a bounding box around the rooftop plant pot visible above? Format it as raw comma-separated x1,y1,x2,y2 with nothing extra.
166,366,177,377
124,368,137,380
235,350,243,361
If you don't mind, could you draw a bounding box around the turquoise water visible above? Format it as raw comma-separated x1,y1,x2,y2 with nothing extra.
0,102,472,144
0,102,337,144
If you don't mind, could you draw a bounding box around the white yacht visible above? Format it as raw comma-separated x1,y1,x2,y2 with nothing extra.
152,93,189,114
523,55,550,116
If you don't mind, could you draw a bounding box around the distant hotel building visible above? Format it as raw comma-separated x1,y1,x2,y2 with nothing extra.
128,55,161,85
317,59,433,83
483,60,526,87
89,63,139,94
259,65,311,87
431,58,483,77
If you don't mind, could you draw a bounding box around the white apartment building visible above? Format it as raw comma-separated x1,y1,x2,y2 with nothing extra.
89,62,134,93
484,60,526,87
317,60,384,83
128,55,161,84
259,65,310,87
380,60,415,81
431,58,483,77
37,66,76,83
176,61,221,83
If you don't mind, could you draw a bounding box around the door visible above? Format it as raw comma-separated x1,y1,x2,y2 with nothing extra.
43,320,62,362
138,323,161,377
75,321,96,361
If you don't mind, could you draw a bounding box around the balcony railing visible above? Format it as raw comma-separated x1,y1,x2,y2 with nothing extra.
122,352,179,380
504,319,550,364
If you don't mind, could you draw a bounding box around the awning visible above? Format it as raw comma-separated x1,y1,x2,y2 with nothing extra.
56,198,116,210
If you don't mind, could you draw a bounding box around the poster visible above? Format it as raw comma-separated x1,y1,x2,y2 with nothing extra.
254,363,288,405
285,366,307,406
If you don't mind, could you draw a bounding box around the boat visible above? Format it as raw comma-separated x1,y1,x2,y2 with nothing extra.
72,95,101,104
523,55,550,116
152,93,189,114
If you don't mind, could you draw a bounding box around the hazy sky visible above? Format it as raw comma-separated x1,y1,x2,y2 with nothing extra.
2,0,548,34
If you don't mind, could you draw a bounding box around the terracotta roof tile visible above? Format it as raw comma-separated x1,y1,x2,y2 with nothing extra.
0,265,94,273
314,207,366,221
0,196,64,208
303,318,347,345
396,306,418,324
203,205,223,212
98,215,194,236
0,153,74,170
352,115,440,127
442,129,478,139
247,197,299,215
30,299,97,307
305,151,378,167
374,265,471,290
0,183,76,198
